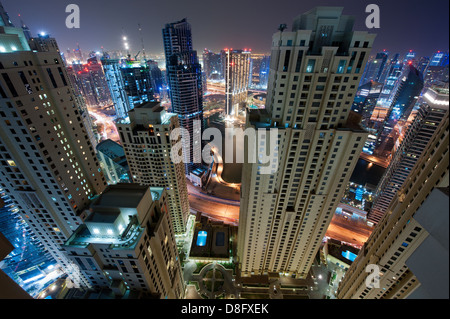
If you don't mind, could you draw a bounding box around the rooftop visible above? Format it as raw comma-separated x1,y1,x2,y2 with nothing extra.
92,184,149,209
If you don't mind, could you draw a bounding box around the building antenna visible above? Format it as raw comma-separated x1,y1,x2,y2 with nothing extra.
138,23,146,62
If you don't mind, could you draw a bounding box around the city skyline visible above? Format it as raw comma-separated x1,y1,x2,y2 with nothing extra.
0,0,448,302
2,0,449,58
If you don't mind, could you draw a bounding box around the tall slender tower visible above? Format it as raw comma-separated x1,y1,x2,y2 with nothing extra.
369,87,448,224
116,102,190,234
237,7,374,279
374,63,424,156
0,11,107,287
224,49,251,116
162,19,204,174
337,96,449,298
101,55,155,120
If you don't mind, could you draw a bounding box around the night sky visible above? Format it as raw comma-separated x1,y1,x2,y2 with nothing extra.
3,0,449,58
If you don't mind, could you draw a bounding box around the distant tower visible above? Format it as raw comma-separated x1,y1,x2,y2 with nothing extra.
369,87,448,224
18,14,32,41
223,48,251,116
101,55,155,119
375,63,424,156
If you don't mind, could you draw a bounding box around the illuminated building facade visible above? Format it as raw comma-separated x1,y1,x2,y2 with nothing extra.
259,55,270,89
101,56,129,119
0,13,107,288
96,139,131,185
64,184,185,298
429,51,449,67
360,51,389,86
223,48,251,116
0,187,55,295
163,18,204,174
101,56,155,120
202,49,223,80
237,7,373,279
337,102,448,299
369,87,448,224
116,102,190,234
377,53,403,108
375,63,424,156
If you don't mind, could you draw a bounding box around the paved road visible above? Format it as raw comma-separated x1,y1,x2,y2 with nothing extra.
325,214,373,248
359,152,389,169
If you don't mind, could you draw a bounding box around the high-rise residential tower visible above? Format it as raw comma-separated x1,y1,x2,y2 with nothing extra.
368,87,448,224
64,184,185,298
337,100,448,299
101,55,155,120
163,18,204,174
101,56,129,119
223,49,251,116
0,11,107,287
374,63,424,156
360,51,389,85
377,53,403,108
237,7,374,279
202,49,223,80
116,102,190,234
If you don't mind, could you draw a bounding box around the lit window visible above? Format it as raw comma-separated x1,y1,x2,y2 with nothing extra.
7,160,16,166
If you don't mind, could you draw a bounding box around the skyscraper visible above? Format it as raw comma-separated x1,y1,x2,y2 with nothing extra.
101,55,155,120
101,56,129,119
146,59,164,95
337,100,448,298
202,49,223,80
116,102,190,234
85,55,111,106
369,87,448,224
259,55,271,89
163,18,204,174
96,139,131,185
377,53,403,108
429,51,449,67
64,184,185,299
223,49,251,116
374,63,424,157
360,51,389,86
237,7,374,279
352,80,383,130
0,187,55,295
0,13,107,287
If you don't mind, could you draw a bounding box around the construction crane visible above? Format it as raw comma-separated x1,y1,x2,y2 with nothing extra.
138,23,146,62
